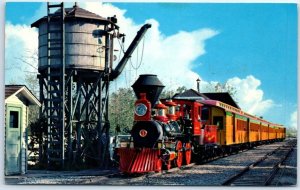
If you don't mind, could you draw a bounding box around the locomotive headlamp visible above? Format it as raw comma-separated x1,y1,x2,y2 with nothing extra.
135,103,147,116
139,129,148,137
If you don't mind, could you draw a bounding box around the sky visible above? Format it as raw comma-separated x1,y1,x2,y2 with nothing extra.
4,1,298,129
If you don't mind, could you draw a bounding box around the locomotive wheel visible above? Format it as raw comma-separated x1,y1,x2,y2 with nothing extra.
156,159,162,172
166,161,171,170
162,160,171,170
174,141,183,168
184,142,192,165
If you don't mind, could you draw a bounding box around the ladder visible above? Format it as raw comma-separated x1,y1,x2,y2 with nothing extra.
46,2,65,170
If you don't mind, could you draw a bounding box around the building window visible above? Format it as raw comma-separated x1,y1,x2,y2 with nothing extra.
9,111,19,128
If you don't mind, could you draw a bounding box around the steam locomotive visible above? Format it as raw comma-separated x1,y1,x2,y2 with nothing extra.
116,74,286,173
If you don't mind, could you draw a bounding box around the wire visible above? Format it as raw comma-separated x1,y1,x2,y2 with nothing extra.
114,79,119,134
116,33,146,86
117,38,126,54
130,36,145,71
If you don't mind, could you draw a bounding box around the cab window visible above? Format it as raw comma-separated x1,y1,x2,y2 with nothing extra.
201,107,209,121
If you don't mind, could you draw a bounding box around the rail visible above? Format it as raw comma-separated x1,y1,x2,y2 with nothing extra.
222,139,296,186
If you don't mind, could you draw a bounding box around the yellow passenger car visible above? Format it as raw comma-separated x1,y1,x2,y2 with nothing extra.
201,99,286,148
249,119,260,142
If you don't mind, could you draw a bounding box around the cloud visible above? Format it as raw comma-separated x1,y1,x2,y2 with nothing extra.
198,75,276,117
7,3,278,116
80,2,219,90
5,2,218,90
225,75,275,116
5,2,282,124
289,110,297,129
5,3,275,117
5,22,38,84
5,2,295,133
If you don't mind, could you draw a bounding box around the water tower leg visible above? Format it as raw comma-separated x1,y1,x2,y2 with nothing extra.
66,73,73,169
104,80,110,168
97,78,102,167
75,79,83,168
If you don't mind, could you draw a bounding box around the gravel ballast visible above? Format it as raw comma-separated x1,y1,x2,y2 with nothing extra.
5,139,296,186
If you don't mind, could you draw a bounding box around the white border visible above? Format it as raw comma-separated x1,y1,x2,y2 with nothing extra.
0,0,299,190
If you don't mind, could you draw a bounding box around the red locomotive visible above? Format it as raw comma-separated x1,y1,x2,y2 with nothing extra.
116,74,285,173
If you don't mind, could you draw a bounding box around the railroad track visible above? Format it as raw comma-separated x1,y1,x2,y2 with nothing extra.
107,140,291,180
222,139,296,186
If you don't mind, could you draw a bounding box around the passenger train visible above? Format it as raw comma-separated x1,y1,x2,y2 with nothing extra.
116,74,286,173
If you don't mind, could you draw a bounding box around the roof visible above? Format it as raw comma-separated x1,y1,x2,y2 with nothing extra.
5,85,24,99
5,85,41,106
203,92,240,109
31,4,114,27
172,89,239,109
203,99,284,128
172,89,209,100
173,89,283,128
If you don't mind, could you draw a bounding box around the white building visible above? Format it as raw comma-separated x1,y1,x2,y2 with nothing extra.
5,85,40,175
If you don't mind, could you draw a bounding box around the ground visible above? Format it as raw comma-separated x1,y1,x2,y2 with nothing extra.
5,140,297,186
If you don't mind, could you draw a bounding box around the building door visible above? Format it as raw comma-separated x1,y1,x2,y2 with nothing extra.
5,106,22,175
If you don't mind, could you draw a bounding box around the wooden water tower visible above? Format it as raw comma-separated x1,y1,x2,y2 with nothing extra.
32,2,151,169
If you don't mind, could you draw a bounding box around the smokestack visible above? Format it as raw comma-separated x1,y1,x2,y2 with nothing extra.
131,74,165,107
196,78,201,93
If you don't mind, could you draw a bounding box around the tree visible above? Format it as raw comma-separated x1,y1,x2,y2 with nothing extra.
25,73,40,125
6,50,40,125
286,127,297,138
109,88,136,135
6,50,41,167
25,73,39,96
27,116,48,168
160,89,175,99
204,81,238,102
160,86,187,99
176,86,188,94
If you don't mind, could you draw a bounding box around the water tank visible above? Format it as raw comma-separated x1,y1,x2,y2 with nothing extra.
31,5,116,71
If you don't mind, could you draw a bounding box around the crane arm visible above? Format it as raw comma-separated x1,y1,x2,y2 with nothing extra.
110,23,151,80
